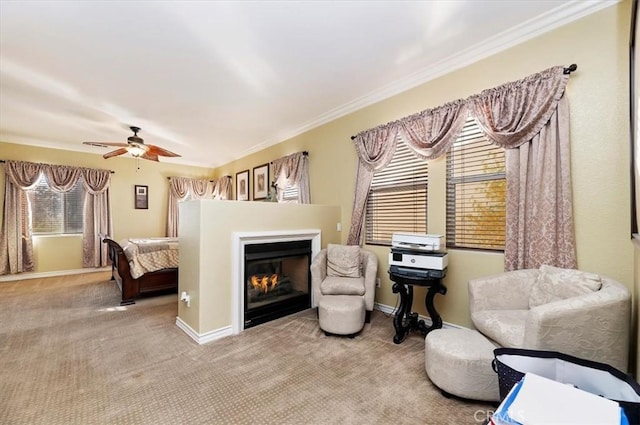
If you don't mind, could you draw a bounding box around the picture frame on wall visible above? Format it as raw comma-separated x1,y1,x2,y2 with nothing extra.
253,163,269,201
134,185,148,209
236,170,249,201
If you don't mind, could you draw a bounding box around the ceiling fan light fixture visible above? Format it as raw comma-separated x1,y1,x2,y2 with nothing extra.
128,144,148,158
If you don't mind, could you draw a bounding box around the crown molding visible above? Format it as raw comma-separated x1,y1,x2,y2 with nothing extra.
244,0,620,156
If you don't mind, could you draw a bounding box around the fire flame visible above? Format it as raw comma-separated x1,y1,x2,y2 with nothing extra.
250,274,279,294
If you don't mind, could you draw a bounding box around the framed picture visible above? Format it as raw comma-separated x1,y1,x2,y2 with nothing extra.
236,170,249,201
134,185,148,209
253,163,269,200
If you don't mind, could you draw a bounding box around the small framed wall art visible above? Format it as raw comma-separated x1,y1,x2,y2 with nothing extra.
236,170,249,201
134,185,148,209
253,163,269,201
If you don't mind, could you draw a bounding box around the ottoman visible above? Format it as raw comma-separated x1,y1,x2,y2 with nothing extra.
318,295,366,337
425,328,500,402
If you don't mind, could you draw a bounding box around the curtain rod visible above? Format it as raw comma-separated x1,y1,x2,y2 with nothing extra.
166,176,231,182
0,159,115,173
349,64,578,140
269,151,309,164
167,176,215,182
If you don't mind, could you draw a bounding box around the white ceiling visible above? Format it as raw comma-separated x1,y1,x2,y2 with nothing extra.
0,1,617,168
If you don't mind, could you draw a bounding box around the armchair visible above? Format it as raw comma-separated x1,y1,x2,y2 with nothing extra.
468,267,631,372
310,245,378,335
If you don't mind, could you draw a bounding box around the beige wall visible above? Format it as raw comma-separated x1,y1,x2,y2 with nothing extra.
0,141,213,272
214,0,635,335
178,200,341,334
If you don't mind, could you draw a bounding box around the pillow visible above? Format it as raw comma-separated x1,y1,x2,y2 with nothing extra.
326,244,361,278
529,265,602,308
321,275,365,296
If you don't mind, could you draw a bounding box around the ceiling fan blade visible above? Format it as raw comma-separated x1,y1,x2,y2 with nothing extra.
141,152,159,162
103,148,129,159
84,141,129,148
147,145,181,157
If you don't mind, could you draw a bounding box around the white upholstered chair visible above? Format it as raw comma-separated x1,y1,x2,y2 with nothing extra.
310,244,378,336
425,265,632,402
468,265,632,372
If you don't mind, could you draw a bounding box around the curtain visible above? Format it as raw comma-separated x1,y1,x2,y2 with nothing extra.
190,179,213,200
166,177,216,237
346,124,400,245
43,165,81,192
272,152,310,204
81,169,112,268
470,66,570,149
167,177,192,237
347,101,468,245
397,100,469,160
469,66,575,269
0,161,113,275
0,161,45,274
504,96,575,269
213,176,232,200
42,165,112,268
349,65,575,270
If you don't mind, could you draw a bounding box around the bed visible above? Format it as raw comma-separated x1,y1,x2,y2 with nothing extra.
103,237,179,305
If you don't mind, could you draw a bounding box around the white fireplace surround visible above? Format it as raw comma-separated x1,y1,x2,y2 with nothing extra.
231,229,321,334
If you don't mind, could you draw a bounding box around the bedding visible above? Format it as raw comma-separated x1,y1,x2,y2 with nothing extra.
121,238,179,279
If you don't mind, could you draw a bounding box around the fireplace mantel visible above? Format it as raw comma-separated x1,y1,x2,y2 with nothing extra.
175,200,341,344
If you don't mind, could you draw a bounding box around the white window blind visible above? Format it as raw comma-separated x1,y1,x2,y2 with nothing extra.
280,185,299,203
446,117,506,250
27,175,84,235
366,140,428,245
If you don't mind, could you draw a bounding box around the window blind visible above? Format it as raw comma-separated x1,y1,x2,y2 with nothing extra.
366,140,428,245
446,117,506,250
280,186,299,203
27,175,84,235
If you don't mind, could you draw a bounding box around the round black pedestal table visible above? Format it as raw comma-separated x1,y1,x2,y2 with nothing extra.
388,269,447,344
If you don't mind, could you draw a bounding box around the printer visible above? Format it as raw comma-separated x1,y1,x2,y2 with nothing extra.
391,232,444,252
389,233,448,279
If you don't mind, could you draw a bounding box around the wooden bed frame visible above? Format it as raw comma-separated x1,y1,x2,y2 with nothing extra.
103,237,178,305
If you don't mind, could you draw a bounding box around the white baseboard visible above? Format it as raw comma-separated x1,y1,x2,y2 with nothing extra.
175,316,233,345
0,267,111,283
175,302,465,345
373,302,397,316
374,302,466,330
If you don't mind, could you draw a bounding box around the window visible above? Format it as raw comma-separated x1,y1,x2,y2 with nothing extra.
27,175,84,235
366,140,428,245
446,117,506,250
280,185,299,203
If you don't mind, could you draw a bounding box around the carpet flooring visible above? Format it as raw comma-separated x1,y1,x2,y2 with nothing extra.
0,272,494,424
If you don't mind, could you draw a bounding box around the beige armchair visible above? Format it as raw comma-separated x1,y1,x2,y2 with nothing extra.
310,245,378,334
468,266,631,372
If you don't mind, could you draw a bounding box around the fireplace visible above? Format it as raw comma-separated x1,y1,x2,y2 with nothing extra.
243,239,312,328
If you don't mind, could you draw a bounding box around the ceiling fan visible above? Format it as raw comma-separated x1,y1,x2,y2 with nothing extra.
83,126,180,162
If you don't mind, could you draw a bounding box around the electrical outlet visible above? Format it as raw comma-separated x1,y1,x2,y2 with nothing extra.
375,277,381,288
180,291,191,307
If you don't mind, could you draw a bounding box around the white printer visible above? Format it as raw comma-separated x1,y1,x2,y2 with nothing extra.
389,233,448,274
391,232,444,252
